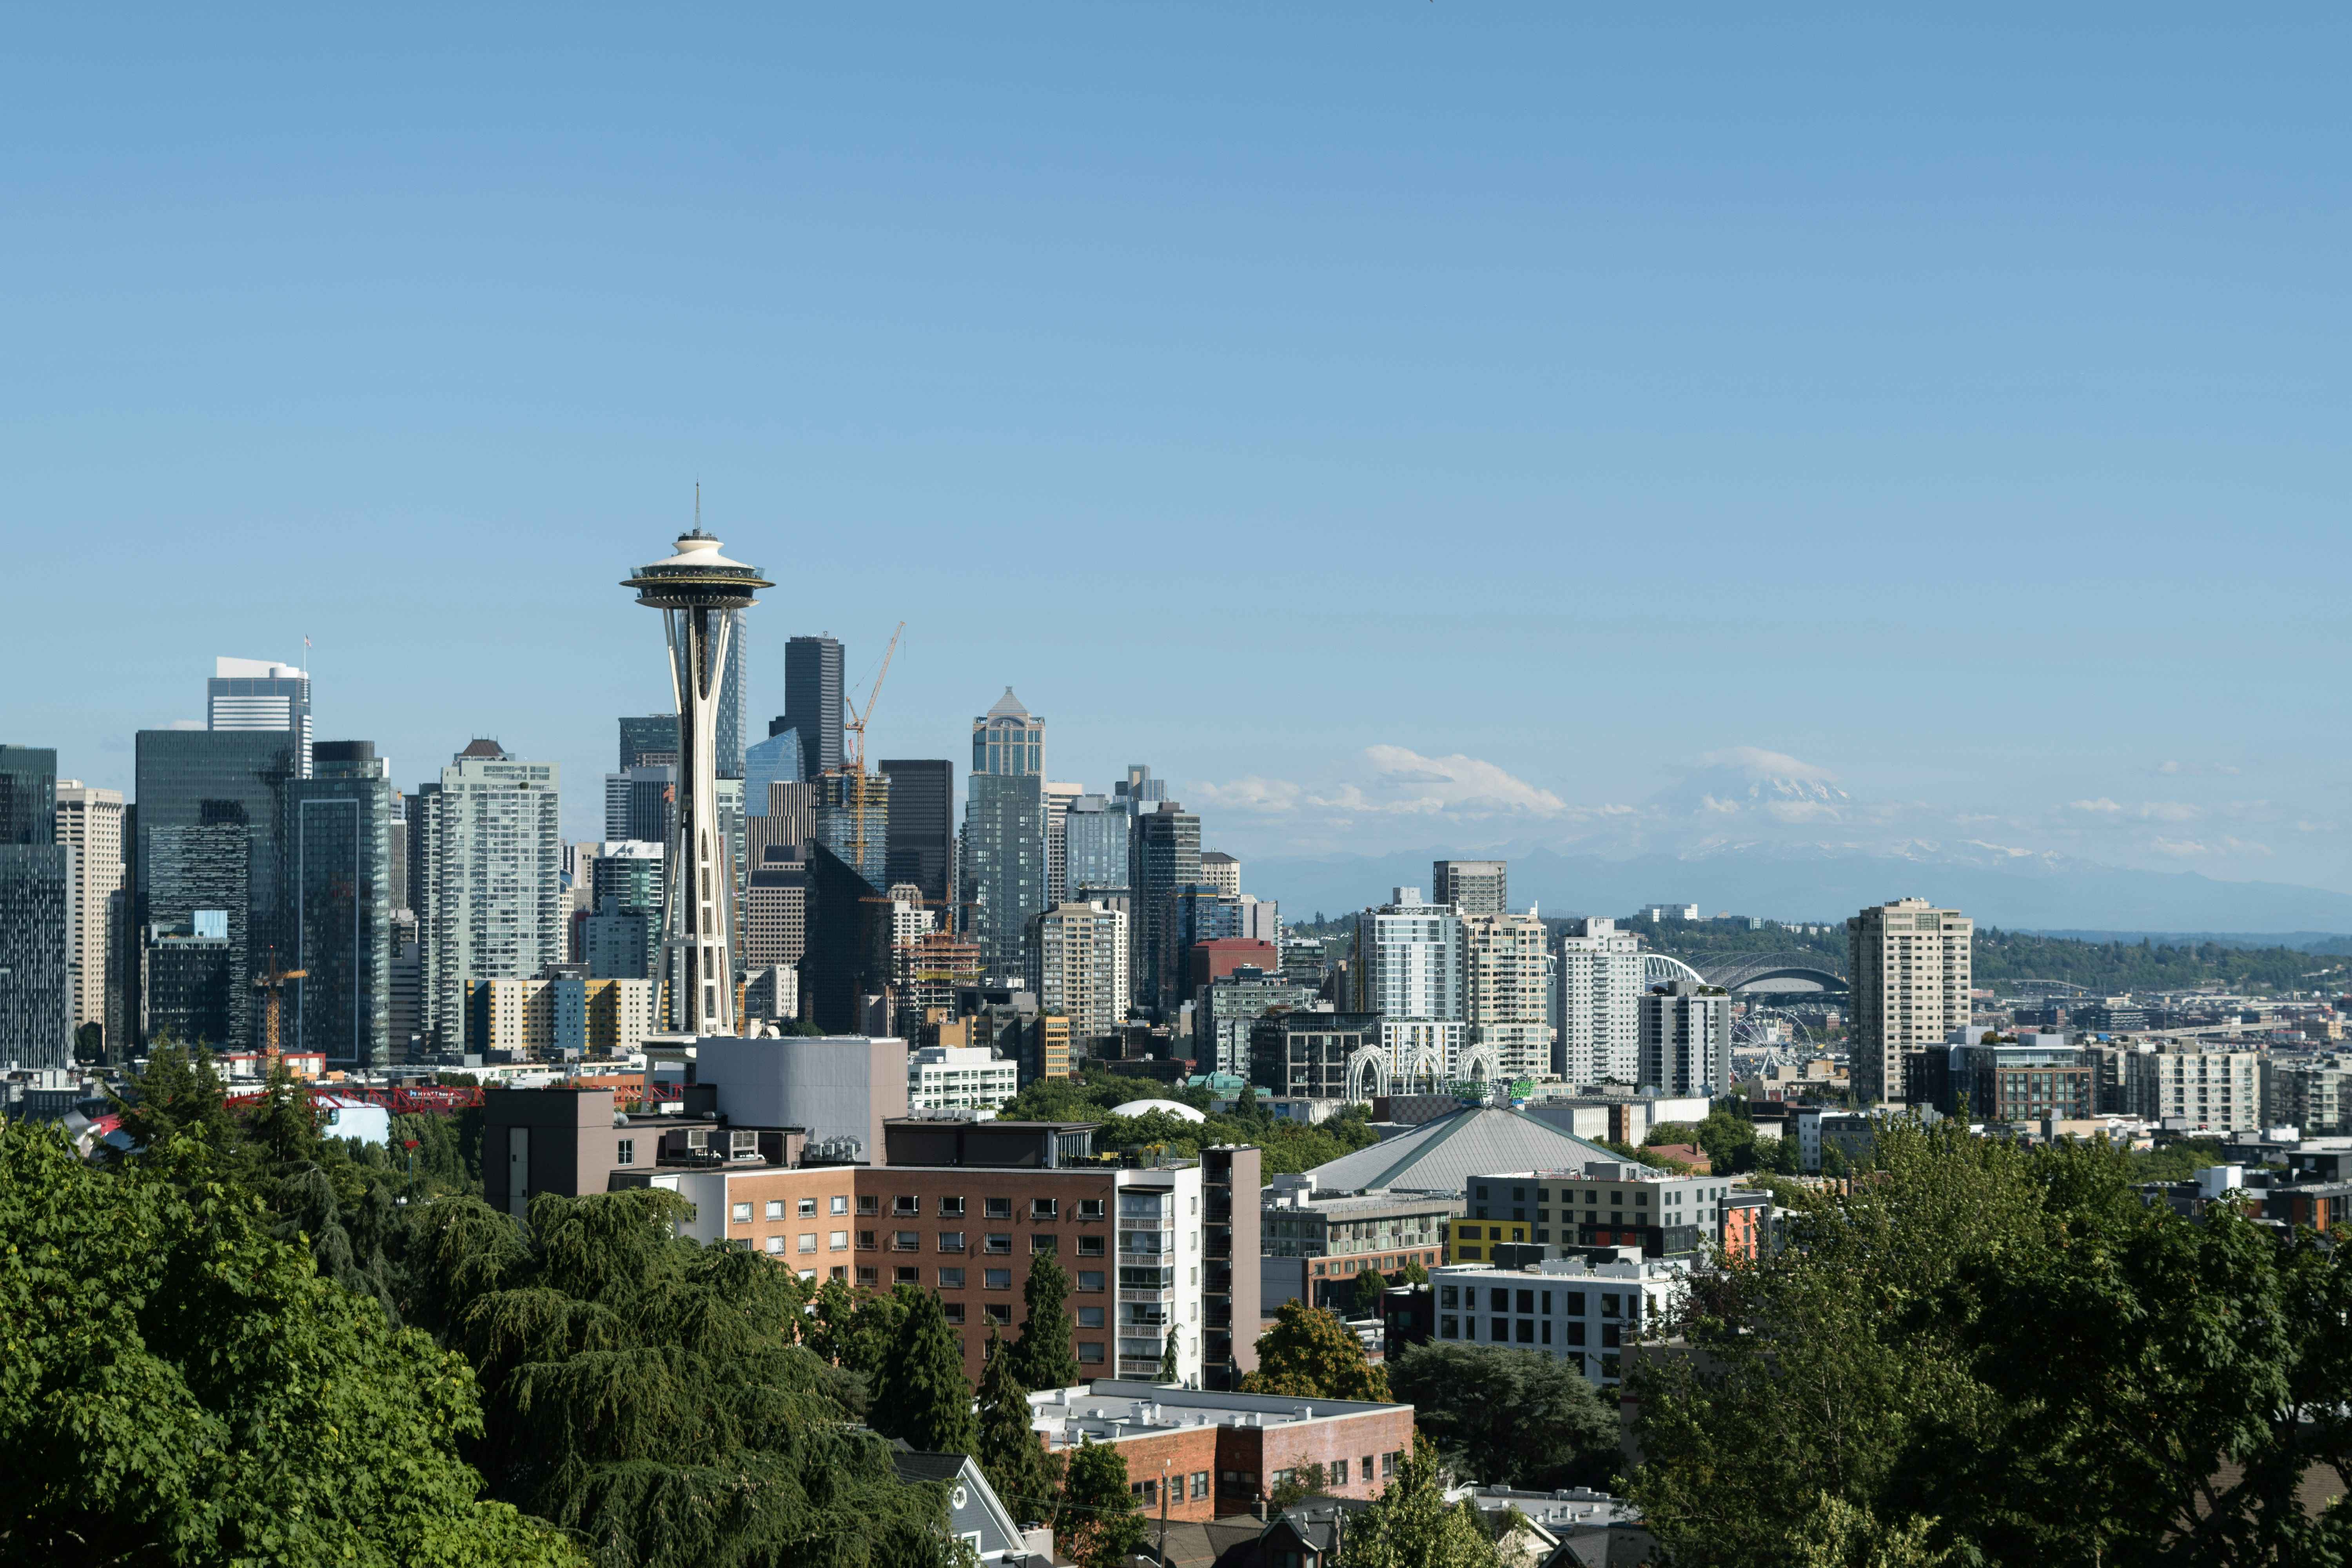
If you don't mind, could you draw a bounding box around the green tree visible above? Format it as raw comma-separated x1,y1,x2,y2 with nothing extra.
1056,1438,1149,1568
1351,1265,1390,1318
873,1287,980,1456
1009,1255,1080,1392
1397,1256,1430,1286
109,1041,238,1158
412,1187,966,1568
0,1121,581,1566
1241,1301,1390,1400
1269,1461,1328,1510
976,1333,1063,1526
1345,1436,1503,1568
1158,1323,1179,1383
1388,1342,1617,1492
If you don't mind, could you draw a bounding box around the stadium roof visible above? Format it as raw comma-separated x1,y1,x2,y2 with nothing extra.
1304,1106,1621,1197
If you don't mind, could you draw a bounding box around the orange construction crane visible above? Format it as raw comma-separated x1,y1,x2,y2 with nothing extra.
842,621,904,875
252,952,308,1073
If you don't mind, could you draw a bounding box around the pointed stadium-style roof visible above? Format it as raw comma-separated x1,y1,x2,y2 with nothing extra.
985,686,1031,720
1303,1105,1621,1196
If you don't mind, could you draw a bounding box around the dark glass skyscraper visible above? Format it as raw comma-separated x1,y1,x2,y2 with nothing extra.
781,634,844,778
879,758,953,905
0,744,71,1069
285,741,393,1067
132,729,296,1051
618,715,679,770
1133,801,1202,1018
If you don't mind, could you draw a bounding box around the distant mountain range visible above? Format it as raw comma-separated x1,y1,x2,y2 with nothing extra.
1253,843,2352,937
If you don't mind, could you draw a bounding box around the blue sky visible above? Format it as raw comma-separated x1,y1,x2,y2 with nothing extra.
5,6,2348,900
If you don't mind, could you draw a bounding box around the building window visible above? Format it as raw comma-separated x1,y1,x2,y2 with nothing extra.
615,1138,635,1167
1078,1342,1105,1364
893,1196,918,1216
940,1195,965,1216
1440,1316,1458,1339
1492,1318,1506,1341
985,1234,1012,1254
1191,1471,1210,1500
893,1231,920,1251
857,1230,877,1250
799,1198,817,1218
985,1268,1013,1290
1568,1322,1586,1347
985,1196,1012,1219
985,1303,1013,1325
943,1301,965,1324
895,1267,920,1284
1517,1319,1534,1344
1332,1457,1350,1483
857,1195,877,1216
829,1230,848,1250
1360,1455,1374,1485
798,1233,817,1254
1031,1234,1057,1254
1076,1306,1105,1328
766,1200,786,1220
764,1236,786,1254
731,1202,753,1225
1077,1270,1105,1292
1382,1451,1399,1478
1078,1235,1105,1256
831,1194,849,1215
938,1232,967,1252
1078,1198,1105,1219
856,1266,877,1286
830,1266,847,1282
940,1267,967,1289
1439,1285,1457,1308
1031,1198,1058,1220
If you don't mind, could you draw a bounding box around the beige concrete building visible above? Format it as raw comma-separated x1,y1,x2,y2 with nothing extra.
1200,850,1242,899
1029,900,1130,1039
1432,859,1508,916
53,780,123,1038
1465,909,1554,1081
1847,898,1973,1105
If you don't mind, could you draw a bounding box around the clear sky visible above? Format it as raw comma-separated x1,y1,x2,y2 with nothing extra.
5,7,2348,896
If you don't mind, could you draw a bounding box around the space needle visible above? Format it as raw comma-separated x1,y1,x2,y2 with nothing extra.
623,522,771,1036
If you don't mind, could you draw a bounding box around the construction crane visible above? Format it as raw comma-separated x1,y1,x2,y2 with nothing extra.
252,952,308,1073
842,620,904,876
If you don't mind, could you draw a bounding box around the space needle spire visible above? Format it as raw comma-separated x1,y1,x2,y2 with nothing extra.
623,518,772,1036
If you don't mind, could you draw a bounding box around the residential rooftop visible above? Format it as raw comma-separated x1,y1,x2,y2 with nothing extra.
1025,1380,1406,1449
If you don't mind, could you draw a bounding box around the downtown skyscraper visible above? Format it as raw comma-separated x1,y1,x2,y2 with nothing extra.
961,688,1046,983
283,740,394,1067
0,746,73,1070
411,740,563,1054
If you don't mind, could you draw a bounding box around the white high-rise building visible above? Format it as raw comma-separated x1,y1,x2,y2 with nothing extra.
1641,982,1731,1098
907,1044,1021,1115
1200,851,1242,899
1556,916,1642,1085
1354,887,1463,1020
411,742,563,1054
53,781,123,1039
207,657,313,779
1030,900,1131,1040
1847,898,1974,1105
1464,910,1554,1082
1044,780,1083,905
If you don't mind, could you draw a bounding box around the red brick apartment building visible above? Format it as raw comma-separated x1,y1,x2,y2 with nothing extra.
485,1089,1262,1390
1027,1382,1416,1523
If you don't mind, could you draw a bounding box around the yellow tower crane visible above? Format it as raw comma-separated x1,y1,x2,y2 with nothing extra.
842,621,904,876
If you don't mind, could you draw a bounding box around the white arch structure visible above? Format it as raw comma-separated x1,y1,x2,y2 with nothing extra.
1346,1045,1390,1102
1642,953,1706,987
1458,1044,1503,1083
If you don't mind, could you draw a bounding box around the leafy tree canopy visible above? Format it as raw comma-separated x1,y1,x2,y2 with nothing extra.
1344,1436,1506,1568
0,1121,579,1567
1241,1301,1390,1401
1055,1439,1148,1568
1388,1342,1617,1493
991,1069,1381,1176
1629,1117,2352,1567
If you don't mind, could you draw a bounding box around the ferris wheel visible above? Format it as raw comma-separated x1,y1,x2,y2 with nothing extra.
1733,1009,1818,1053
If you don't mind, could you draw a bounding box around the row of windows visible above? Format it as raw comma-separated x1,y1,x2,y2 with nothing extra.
878,1231,1107,1256
871,1264,1116,1293
874,1195,1104,1220
1438,1283,1638,1319
1440,1314,1622,1348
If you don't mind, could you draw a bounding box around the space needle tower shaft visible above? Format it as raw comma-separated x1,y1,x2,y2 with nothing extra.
622,524,772,1036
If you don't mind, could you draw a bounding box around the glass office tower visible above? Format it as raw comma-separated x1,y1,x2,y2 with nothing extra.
285,741,393,1067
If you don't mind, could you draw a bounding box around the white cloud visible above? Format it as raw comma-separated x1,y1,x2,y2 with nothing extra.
1191,776,1305,815
2066,797,2125,815
2157,760,2241,777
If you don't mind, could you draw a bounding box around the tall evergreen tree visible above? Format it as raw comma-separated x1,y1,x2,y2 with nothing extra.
873,1287,981,1456
1010,1255,1080,1392
1057,1437,1149,1568
1158,1323,1179,1383
976,1331,1063,1525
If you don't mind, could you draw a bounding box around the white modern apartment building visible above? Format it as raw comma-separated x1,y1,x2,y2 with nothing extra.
2125,1042,2262,1127
412,743,564,1053
1465,910,1554,1082
1639,982,1731,1098
1847,898,1973,1105
1355,887,1463,1021
52,780,123,1037
908,1044,1021,1115
1428,1253,1687,1387
1556,917,1642,1085
1030,900,1131,1040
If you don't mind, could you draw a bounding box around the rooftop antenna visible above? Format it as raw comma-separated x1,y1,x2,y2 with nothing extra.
695,480,700,530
